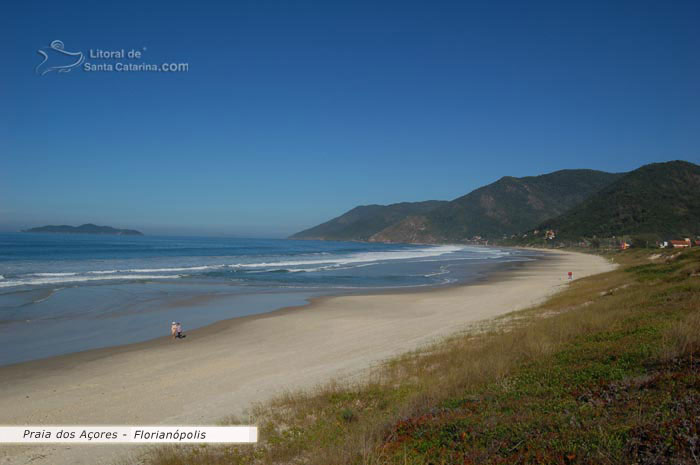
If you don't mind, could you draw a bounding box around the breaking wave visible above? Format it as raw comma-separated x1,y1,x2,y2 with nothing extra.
0,274,183,288
0,244,510,289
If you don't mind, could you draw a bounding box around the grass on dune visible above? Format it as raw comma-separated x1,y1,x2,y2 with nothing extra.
139,248,700,465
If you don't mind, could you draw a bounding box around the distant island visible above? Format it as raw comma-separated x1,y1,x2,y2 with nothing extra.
23,224,144,236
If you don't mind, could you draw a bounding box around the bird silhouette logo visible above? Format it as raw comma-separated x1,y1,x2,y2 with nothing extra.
35,40,84,75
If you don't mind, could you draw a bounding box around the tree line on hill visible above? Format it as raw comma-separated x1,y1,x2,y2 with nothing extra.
290,160,700,248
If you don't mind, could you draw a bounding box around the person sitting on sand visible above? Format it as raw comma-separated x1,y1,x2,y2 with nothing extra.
176,322,184,338
171,321,177,340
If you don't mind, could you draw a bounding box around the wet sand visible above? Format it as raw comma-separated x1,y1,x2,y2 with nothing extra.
0,249,615,465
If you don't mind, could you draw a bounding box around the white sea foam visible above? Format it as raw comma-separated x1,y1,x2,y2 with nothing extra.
33,288,64,304
235,245,466,269
0,274,182,289
19,245,467,279
0,245,478,288
31,272,79,277
424,265,451,277
245,262,378,274
86,264,227,275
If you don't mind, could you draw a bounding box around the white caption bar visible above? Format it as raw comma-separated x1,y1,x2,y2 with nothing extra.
0,426,257,444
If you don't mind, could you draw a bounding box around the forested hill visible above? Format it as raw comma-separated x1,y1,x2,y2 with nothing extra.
538,161,700,239
289,201,447,241
291,169,622,243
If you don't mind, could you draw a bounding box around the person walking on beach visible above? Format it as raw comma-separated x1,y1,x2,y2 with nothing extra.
171,321,178,340
176,322,183,338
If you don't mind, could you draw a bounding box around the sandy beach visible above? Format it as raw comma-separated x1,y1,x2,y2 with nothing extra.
0,250,615,465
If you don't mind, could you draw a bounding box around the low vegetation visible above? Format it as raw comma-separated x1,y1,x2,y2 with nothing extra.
141,248,700,465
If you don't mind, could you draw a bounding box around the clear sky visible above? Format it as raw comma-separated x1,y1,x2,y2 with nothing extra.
2,0,699,236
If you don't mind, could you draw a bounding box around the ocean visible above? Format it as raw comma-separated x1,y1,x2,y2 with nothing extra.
0,233,541,365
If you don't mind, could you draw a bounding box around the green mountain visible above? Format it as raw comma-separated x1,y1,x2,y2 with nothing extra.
384,169,623,243
291,169,622,243
289,201,447,241
23,223,144,236
539,161,700,239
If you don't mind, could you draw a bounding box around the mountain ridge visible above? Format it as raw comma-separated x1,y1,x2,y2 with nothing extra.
291,169,624,243
289,201,448,241
537,160,700,240
385,169,623,243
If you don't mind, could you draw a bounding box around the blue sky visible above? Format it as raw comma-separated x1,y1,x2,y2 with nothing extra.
2,0,699,236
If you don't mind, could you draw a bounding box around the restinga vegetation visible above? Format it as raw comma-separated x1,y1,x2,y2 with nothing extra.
22,223,144,236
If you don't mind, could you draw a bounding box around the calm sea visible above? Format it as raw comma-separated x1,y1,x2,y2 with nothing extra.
0,233,541,365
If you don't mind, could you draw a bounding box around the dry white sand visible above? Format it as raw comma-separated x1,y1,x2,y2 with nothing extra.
0,250,615,465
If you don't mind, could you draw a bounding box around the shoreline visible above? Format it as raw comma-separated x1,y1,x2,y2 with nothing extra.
0,248,541,370
0,249,615,465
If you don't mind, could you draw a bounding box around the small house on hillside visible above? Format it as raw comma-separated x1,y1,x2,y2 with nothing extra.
670,238,692,248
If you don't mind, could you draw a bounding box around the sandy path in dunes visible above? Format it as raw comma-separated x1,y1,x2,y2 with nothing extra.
0,250,615,465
